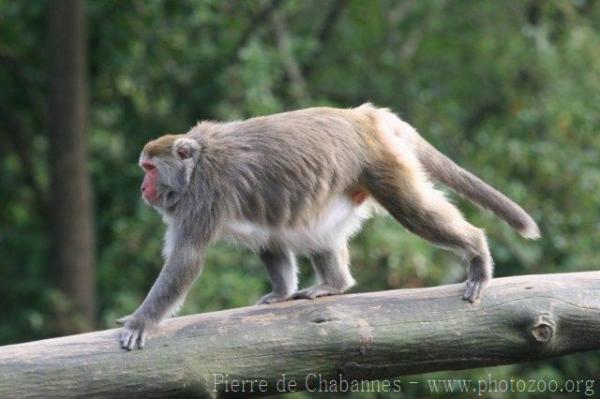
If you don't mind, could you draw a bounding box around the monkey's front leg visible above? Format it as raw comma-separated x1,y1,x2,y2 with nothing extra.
117,242,205,350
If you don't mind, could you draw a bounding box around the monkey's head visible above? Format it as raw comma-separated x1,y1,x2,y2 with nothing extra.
139,134,201,210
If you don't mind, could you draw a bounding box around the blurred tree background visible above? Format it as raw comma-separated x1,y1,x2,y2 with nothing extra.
1,0,599,397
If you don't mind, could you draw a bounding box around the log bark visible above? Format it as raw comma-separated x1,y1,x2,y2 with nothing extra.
1,271,599,398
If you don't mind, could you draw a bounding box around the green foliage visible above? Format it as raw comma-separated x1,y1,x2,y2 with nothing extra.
1,0,599,396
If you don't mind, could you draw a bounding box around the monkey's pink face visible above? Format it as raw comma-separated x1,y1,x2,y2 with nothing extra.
138,136,201,209
141,160,159,203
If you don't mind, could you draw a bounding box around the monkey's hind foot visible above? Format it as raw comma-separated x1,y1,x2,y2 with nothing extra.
463,278,488,303
463,257,491,303
256,292,292,305
291,285,343,300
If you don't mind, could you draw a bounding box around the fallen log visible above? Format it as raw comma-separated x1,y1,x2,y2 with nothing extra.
1,271,599,398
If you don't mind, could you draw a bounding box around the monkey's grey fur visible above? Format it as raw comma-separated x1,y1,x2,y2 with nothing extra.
118,104,540,350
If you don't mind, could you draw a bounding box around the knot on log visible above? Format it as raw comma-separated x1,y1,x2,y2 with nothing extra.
531,315,555,344
531,323,552,342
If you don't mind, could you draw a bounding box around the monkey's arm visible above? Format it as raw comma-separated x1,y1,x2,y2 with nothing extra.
118,236,205,350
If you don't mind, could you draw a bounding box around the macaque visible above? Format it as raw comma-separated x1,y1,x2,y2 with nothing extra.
118,104,540,350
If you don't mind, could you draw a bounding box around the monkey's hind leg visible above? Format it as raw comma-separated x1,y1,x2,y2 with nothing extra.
292,244,356,300
364,161,493,302
256,248,298,305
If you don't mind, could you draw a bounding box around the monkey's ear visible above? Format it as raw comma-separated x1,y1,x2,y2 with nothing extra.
173,138,200,161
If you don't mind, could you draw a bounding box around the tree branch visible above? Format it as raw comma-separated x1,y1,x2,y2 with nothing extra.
0,52,48,127
273,0,347,103
0,105,47,214
300,0,347,80
1,271,599,398
273,12,311,105
226,0,283,65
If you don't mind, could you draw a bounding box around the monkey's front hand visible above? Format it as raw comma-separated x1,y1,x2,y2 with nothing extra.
116,314,156,350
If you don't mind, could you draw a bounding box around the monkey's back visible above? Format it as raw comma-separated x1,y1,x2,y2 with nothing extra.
191,107,375,229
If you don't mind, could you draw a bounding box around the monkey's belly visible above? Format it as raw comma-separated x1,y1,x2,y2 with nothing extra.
224,196,373,253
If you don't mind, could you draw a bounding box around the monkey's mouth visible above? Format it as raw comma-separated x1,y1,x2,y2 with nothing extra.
142,190,177,207
141,184,162,205
141,188,159,203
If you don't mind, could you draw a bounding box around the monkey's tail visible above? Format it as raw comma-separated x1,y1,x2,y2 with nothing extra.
415,138,541,239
